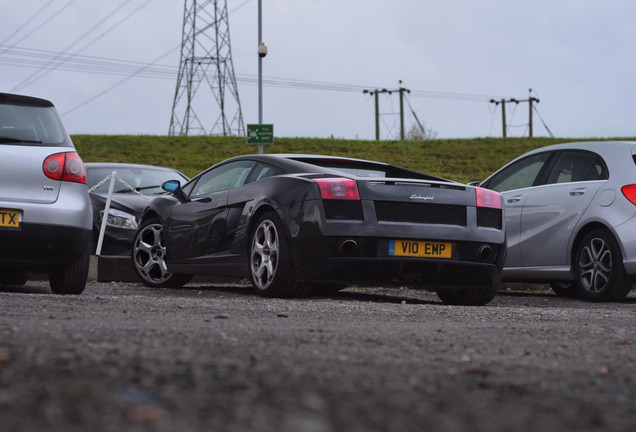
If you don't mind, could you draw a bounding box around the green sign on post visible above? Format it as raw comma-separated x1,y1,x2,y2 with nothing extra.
246,124,274,145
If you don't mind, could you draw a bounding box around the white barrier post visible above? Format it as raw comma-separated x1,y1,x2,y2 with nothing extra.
95,171,117,256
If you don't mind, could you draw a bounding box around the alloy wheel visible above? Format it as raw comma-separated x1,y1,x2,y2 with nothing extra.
133,223,172,285
578,237,612,294
250,219,279,290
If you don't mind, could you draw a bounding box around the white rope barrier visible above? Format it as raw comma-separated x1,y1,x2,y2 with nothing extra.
92,172,151,256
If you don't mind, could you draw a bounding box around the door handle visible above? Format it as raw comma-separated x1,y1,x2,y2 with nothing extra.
506,195,522,203
569,188,586,196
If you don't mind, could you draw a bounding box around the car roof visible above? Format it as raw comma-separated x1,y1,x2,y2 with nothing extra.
482,140,636,185
0,92,54,107
520,140,636,157
210,153,451,183
218,153,391,167
85,162,179,171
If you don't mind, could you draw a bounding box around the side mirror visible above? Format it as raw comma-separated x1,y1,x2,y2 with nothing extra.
162,180,190,203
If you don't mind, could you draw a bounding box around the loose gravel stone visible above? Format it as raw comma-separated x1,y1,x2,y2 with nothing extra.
0,281,635,432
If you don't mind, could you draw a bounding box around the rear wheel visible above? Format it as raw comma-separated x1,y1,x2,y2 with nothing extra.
132,218,192,288
574,229,631,302
249,212,309,298
49,247,89,295
436,284,498,306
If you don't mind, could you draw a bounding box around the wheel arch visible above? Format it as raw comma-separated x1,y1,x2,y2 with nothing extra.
245,203,301,265
570,221,615,264
139,208,161,226
246,204,278,247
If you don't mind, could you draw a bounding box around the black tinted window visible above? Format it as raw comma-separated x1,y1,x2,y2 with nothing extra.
546,151,604,184
190,160,256,196
291,157,443,181
244,163,281,184
587,158,608,181
0,104,68,146
486,152,550,192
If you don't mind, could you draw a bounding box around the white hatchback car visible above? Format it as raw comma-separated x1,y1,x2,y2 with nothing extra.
480,141,636,301
0,93,92,294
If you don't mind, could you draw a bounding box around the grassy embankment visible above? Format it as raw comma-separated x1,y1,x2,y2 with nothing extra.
72,135,634,183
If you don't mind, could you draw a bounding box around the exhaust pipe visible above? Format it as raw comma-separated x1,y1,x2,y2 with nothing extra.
477,244,492,262
339,239,358,256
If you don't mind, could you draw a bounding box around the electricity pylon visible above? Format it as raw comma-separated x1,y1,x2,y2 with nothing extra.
169,0,244,136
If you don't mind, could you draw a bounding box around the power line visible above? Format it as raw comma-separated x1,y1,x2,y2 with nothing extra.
11,0,137,92
2,42,507,102
533,105,554,138
62,45,180,116
0,0,58,46
0,0,80,52
229,0,253,14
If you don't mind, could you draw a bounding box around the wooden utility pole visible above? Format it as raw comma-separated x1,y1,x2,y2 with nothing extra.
490,94,540,138
398,85,410,140
363,82,411,141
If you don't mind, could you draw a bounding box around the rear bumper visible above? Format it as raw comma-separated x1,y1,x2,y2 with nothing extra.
294,236,505,290
0,223,91,269
614,219,636,276
296,256,502,290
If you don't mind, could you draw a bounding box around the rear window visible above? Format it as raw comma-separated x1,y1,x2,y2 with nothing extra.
290,157,444,181
0,103,68,146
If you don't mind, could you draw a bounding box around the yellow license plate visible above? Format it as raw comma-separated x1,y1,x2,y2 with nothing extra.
389,240,452,258
0,209,21,228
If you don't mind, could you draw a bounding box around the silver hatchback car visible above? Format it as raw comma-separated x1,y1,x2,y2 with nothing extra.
480,141,636,301
0,93,92,294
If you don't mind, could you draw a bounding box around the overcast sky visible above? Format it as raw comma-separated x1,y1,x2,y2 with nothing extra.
2,0,635,140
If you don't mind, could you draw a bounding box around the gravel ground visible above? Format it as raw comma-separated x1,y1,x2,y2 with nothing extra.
1,281,635,432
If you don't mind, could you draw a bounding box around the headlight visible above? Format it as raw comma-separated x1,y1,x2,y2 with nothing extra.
99,209,138,230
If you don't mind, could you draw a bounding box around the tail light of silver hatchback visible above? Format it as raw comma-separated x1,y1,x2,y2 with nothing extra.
42,152,86,184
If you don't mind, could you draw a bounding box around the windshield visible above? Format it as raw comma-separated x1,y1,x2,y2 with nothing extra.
0,104,68,146
87,166,188,195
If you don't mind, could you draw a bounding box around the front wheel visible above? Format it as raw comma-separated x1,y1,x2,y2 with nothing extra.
574,229,631,302
436,284,498,306
249,212,308,298
132,218,192,288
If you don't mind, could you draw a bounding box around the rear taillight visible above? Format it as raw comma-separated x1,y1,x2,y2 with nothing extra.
314,178,360,200
475,187,502,209
621,185,636,205
43,152,86,184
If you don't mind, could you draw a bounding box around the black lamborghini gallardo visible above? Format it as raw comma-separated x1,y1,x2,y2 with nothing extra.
132,154,506,305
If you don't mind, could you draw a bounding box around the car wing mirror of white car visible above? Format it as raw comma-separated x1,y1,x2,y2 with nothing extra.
162,180,191,204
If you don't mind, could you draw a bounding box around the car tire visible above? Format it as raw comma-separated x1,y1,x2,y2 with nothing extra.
132,217,193,288
574,229,632,302
435,284,498,306
49,247,89,295
0,269,28,286
550,282,579,298
249,212,309,298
